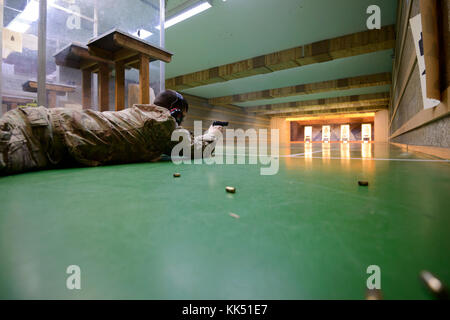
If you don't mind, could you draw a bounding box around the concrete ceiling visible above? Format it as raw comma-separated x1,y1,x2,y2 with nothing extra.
165,0,397,108
166,0,193,12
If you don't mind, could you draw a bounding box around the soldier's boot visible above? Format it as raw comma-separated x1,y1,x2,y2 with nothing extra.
0,121,10,175
0,108,50,176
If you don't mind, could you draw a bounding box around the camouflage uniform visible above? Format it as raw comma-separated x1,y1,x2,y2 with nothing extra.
0,105,216,176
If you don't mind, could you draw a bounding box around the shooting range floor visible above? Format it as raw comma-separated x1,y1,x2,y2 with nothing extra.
0,143,449,299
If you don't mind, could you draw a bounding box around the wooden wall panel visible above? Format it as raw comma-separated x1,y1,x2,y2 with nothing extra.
180,94,270,133
166,26,395,91
389,0,450,149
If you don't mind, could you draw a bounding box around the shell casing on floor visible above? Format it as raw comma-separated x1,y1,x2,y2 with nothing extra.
365,289,383,300
420,271,449,299
226,186,236,193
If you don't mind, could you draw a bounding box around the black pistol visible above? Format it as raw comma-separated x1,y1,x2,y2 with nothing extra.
212,121,229,127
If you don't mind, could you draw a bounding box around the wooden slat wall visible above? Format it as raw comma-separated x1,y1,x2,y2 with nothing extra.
389,0,450,151
167,26,395,91
209,72,392,106
246,92,389,115
180,94,271,132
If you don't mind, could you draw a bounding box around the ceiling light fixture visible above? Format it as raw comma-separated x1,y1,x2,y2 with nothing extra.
157,1,212,30
7,0,40,33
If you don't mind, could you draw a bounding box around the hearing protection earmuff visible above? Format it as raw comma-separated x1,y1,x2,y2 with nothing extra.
169,92,188,125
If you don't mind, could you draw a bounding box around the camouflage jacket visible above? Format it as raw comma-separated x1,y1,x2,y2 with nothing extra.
0,105,216,176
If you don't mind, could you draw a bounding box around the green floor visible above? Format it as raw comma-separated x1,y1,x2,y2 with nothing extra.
0,143,449,299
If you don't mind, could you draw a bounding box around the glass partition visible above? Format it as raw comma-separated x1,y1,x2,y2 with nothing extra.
1,0,40,114
1,0,164,114
94,0,163,105
46,0,95,109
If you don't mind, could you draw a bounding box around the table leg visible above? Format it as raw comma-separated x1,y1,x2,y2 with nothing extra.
115,61,125,111
98,63,109,112
47,91,57,108
82,69,92,109
139,54,150,104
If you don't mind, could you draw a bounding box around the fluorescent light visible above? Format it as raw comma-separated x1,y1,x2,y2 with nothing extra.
158,1,212,29
7,0,39,33
166,2,211,28
19,0,39,21
7,21,31,33
132,29,153,39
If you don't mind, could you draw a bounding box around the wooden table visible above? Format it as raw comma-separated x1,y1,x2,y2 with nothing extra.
22,81,76,108
2,95,35,111
87,29,173,111
54,42,114,110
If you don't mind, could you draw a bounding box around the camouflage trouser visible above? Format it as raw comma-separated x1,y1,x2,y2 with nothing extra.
0,107,64,176
0,104,220,176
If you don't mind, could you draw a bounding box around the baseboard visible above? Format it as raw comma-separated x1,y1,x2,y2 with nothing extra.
391,142,450,159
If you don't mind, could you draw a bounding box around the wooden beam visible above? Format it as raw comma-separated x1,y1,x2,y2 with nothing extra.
24,81,76,93
209,72,392,105
2,96,34,104
139,54,150,104
88,46,113,61
263,106,387,117
82,69,92,109
122,54,141,68
166,25,396,90
54,44,114,72
286,112,377,121
290,117,375,125
113,48,139,62
98,62,110,111
115,61,125,111
247,92,390,115
80,60,96,71
128,62,140,70
419,0,441,101
71,45,113,65
83,63,101,74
